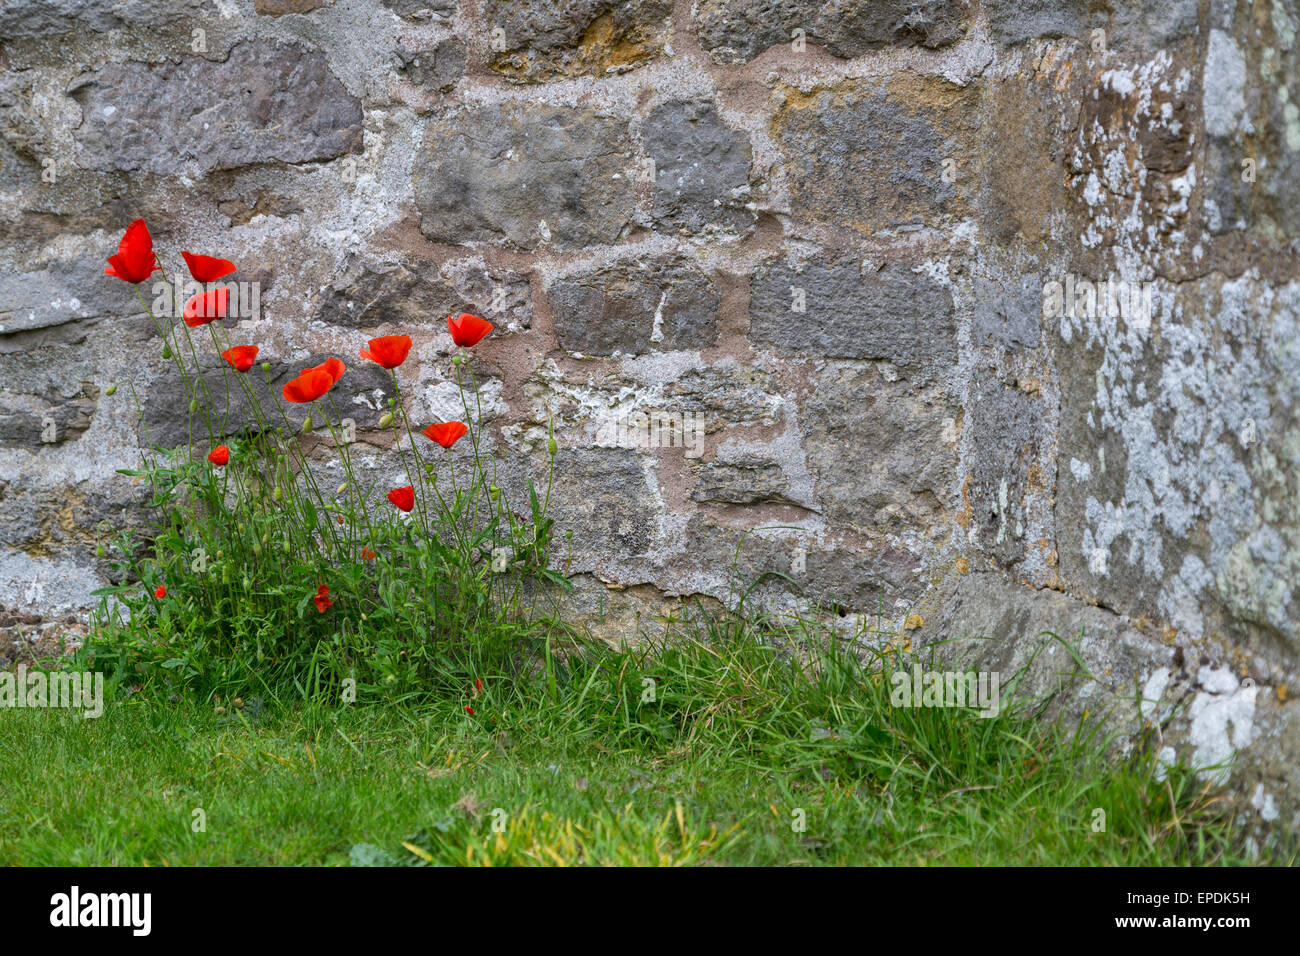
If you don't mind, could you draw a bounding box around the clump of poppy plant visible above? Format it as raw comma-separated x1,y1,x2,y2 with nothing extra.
86,218,567,701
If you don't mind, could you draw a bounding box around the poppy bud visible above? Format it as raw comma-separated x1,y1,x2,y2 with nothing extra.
387,397,396,408
378,412,394,428
276,427,284,435
253,544,262,557
105,384,117,396
96,544,105,557
261,533,269,545
337,482,348,496
489,485,500,498
162,344,172,359
189,399,198,414
216,550,224,560
282,539,290,553
302,415,313,434
452,354,463,366
565,529,573,538
547,437,558,456
237,523,245,535
261,362,271,372
273,486,283,502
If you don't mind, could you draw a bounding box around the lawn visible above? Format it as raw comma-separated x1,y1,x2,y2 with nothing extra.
0,622,1272,866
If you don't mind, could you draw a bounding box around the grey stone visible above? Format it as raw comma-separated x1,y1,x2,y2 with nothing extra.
532,448,656,560
397,36,466,92
482,0,672,82
984,0,1200,47
71,42,363,176
549,257,719,355
801,363,958,532
0,383,97,447
966,371,1045,567
982,0,1086,45
0,0,213,38
0,258,116,344
414,103,635,249
694,0,970,63
316,254,531,332
382,0,455,19
773,77,976,232
690,454,791,506
141,352,393,449
642,99,753,235
972,274,1043,350
750,259,957,369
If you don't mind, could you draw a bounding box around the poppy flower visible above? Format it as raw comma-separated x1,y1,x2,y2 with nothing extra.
448,313,493,348
423,421,468,449
313,585,332,613
154,585,166,599
359,335,413,369
303,356,346,385
181,251,236,283
387,486,415,512
475,678,483,693
220,345,259,372
282,368,335,404
182,287,229,327
104,219,160,284
464,705,474,716
208,445,230,467
362,547,376,560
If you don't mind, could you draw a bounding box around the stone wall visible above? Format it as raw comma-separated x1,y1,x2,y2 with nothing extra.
1,0,1297,841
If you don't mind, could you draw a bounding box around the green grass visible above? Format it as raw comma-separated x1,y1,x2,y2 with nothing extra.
0,616,1281,866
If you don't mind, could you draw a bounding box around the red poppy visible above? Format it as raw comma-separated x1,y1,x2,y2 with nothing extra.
154,585,166,599
362,547,376,560
105,219,160,284
207,445,230,467
302,356,346,385
387,486,415,512
313,585,332,613
464,705,474,715
448,313,493,348
423,421,468,448
182,287,229,327
282,368,335,404
359,335,413,369
475,678,483,693
181,251,236,283
220,345,259,372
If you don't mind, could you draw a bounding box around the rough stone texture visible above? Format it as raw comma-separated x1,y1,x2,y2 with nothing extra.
482,0,673,82
397,36,467,93
4,0,1300,837
316,254,531,332
694,0,970,63
142,354,394,449
772,76,978,234
71,42,363,177
643,99,753,235
414,103,636,249
750,259,956,369
549,256,719,355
